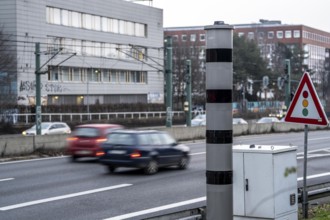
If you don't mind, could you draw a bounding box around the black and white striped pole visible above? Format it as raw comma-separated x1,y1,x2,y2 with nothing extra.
205,21,233,219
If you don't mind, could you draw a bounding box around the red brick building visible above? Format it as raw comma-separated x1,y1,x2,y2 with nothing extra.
164,20,330,112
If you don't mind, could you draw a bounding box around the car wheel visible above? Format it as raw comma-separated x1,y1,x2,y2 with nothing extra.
178,155,189,169
70,155,78,162
144,159,158,175
107,166,116,173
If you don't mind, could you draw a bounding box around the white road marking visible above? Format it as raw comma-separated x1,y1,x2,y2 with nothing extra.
190,152,205,156
0,184,132,211
0,178,14,182
297,172,330,181
104,197,206,220
0,156,68,165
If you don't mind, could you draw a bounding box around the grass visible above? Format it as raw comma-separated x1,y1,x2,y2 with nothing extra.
299,204,330,220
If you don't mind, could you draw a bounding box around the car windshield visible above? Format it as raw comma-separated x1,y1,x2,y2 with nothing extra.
30,123,52,130
106,133,135,145
74,127,101,137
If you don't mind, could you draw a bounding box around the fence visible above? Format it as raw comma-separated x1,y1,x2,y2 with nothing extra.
0,111,187,124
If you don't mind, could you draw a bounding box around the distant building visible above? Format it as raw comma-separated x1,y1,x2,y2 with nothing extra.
164,20,330,111
0,0,164,106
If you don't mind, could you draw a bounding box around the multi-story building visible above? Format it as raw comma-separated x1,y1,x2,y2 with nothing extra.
164,20,330,111
0,0,164,106
163,26,206,107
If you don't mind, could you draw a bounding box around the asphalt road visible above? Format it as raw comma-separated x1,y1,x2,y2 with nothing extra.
1,130,330,220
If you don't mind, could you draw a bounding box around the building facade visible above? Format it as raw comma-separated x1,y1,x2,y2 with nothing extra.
0,0,164,106
164,20,330,112
163,26,206,108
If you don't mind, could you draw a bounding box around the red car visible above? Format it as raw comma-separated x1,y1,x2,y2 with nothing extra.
66,124,123,161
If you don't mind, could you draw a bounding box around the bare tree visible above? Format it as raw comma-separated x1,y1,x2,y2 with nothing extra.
0,26,17,106
172,38,205,110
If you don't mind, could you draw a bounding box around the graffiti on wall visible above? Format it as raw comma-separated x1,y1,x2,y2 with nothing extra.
19,80,70,93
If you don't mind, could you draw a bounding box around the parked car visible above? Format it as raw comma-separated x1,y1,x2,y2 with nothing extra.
66,124,123,161
22,122,71,136
233,118,248,125
191,114,206,126
99,130,190,175
257,117,280,124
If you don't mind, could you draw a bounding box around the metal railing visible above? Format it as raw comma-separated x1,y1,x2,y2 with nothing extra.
0,111,187,124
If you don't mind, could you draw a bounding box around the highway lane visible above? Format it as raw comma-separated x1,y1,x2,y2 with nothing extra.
1,130,330,219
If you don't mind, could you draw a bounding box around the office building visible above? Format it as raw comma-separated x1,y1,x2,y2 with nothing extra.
0,0,164,106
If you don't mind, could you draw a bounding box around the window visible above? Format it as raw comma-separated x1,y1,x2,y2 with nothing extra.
258,32,264,39
181,34,187,41
92,15,101,31
126,21,135,36
101,17,108,32
293,30,300,38
48,67,59,81
110,70,117,82
199,34,205,41
46,7,146,37
172,35,178,41
72,68,81,81
190,34,196,42
119,71,126,83
110,19,119,33
277,31,283,39
268,31,274,39
103,70,110,82
238,32,244,37
61,67,71,81
119,20,125,34
61,10,69,26
247,32,254,40
71,11,81,28
285,30,292,38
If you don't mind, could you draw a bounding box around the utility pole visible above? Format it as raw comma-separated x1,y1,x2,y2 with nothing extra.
205,21,233,219
285,59,291,108
165,36,173,127
35,43,42,135
185,60,192,126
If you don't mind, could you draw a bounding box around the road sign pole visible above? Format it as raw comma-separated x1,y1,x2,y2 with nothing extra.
302,124,309,219
205,21,233,220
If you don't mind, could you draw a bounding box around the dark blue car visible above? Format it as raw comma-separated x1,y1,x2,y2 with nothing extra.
99,130,190,175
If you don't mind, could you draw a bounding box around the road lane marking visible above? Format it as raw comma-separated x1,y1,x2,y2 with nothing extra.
190,152,205,156
0,156,68,165
0,184,132,211
0,178,14,182
297,172,330,181
104,196,206,220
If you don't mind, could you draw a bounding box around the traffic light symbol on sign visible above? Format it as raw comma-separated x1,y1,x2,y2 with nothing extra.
302,91,308,116
284,72,329,126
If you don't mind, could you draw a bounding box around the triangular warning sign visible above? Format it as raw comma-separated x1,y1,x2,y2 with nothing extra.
284,72,329,126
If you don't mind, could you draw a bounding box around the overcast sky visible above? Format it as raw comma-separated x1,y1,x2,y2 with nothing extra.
141,0,330,32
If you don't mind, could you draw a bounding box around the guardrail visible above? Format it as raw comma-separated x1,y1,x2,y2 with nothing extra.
0,111,188,124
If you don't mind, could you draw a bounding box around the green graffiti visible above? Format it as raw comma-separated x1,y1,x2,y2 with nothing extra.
284,167,297,177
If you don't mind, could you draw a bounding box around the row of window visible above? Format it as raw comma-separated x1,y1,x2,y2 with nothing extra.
48,66,147,84
239,30,301,40
172,34,206,42
238,29,330,44
46,7,147,37
303,31,330,44
47,37,146,60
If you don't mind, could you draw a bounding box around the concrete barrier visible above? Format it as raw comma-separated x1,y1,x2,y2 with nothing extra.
0,122,328,157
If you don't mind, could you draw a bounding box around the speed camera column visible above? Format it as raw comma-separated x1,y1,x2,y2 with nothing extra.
204,21,233,220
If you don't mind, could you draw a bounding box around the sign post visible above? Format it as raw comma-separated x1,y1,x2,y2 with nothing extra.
284,72,329,218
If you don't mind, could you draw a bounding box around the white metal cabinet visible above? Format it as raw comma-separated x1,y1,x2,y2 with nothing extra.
233,145,298,220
